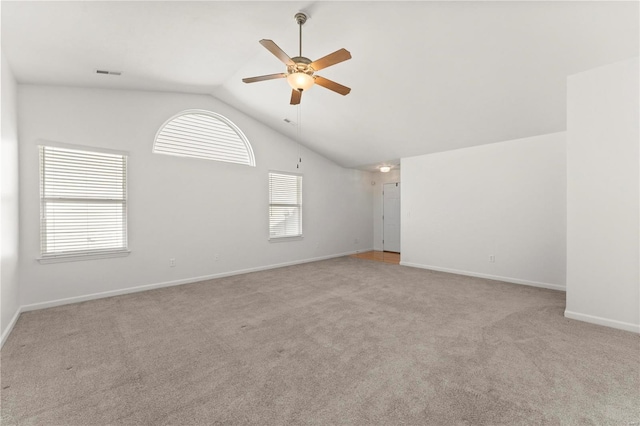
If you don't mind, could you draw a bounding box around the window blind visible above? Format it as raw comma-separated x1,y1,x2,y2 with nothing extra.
269,172,302,239
153,110,255,166
40,146,128,258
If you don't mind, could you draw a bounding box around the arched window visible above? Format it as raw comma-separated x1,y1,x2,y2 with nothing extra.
153,110,255,167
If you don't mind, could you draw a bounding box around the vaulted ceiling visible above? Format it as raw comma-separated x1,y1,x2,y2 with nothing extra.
2,1,638,169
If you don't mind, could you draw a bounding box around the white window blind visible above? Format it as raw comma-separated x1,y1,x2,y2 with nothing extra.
269,172,302,239
153,110,255,167
39,146,128,259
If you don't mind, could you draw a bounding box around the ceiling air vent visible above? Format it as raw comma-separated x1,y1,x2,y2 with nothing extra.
95,70,122,76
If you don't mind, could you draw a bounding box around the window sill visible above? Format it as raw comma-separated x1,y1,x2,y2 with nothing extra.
38,250,131,264
268,235,304,243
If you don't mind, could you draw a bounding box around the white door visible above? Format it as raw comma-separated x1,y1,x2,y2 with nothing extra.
383,182,401,253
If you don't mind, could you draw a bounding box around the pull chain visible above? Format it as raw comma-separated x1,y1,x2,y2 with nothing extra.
296,104,302,169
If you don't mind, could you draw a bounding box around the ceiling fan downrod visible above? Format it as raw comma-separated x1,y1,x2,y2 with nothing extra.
295,12,308,58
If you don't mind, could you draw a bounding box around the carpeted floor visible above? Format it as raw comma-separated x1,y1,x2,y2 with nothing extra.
1,257,638,425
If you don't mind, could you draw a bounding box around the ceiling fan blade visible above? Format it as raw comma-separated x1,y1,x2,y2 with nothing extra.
259,39,295,66
310,48,352,71
290,89,302,105
314,76,351,96
242,73,287,84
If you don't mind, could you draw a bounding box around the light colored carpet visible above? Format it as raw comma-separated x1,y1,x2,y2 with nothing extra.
1,257,638,425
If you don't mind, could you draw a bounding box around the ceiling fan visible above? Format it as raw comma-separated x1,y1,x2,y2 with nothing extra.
242,12,352,105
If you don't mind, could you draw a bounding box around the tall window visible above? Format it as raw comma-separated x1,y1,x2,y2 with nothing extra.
153,109,255,167
269,172,302,239
39,145,128,261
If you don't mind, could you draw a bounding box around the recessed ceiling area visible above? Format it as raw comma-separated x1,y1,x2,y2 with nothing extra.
2,1,638,169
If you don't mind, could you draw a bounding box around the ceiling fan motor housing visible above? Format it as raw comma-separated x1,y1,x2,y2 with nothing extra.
289,56,314,77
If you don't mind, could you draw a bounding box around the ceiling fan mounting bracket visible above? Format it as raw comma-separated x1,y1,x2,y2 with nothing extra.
294,12,308,26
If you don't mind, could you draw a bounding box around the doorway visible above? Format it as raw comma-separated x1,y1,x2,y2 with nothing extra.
383,182,401,253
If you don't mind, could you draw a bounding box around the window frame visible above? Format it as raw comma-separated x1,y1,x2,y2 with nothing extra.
268,171,303,241
38,142,130,264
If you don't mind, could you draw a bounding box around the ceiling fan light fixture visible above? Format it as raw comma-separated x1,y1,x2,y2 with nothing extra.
380,166,391,173
287,72,314,91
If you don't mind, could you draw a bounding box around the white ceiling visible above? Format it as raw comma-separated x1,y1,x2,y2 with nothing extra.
2,1,638,169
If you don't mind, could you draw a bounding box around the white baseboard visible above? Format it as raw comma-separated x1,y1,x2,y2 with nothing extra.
399,261,566,292
564,310,640,334
20,250,368,314
1,306,23,349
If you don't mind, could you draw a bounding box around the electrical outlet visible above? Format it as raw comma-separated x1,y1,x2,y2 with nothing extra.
214,254,219,261
489,255,495,263
169,258,176,267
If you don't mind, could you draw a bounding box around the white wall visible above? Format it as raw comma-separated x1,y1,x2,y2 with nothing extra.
566,58,639,333
18,85,373,308
372,169,401,251
1,53,20,343
401,132,566,290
